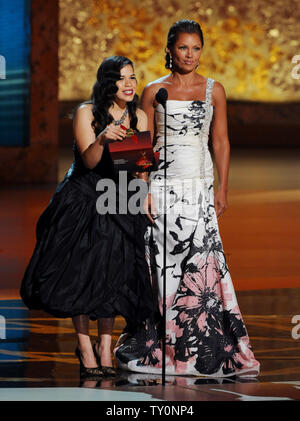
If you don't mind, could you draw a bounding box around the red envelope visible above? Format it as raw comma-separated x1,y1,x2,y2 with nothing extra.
108,130,159,173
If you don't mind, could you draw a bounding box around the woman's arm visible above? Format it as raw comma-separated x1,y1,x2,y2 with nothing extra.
140,83,156,141
137,94,156,222
135,108,149,182
137,84,157,183
211,81,230,216
73,104,126,169
136,108,148,132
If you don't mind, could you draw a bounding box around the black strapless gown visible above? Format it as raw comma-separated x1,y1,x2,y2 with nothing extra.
20,142,155,327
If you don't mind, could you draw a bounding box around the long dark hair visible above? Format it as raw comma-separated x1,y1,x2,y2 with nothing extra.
76,56,139,136
165,20,204,69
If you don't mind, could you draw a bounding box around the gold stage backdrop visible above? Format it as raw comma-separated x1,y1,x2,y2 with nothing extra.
59,0,300,102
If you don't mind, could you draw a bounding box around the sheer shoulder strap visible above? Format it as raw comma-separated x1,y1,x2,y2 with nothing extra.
201,78,215,138
205,77,215,106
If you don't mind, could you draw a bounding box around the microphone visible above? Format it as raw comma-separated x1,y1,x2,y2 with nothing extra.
155,88,168,108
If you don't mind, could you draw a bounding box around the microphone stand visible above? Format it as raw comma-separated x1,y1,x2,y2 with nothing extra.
155,88,168,387
162,100,167,387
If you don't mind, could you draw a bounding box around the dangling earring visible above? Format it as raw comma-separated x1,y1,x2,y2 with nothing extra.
169,55,173,69
195,62,199,70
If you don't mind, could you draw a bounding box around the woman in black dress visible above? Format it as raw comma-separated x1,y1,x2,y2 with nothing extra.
20,56,155,379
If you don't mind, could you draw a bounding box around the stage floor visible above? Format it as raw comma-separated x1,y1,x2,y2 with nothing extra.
0,147,299,401
0,291,300,401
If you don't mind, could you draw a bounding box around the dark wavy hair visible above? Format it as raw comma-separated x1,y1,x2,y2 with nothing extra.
165,20,204,70
75,56,139,136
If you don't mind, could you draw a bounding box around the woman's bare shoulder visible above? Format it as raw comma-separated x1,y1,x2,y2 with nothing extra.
73,103,93,123
77,102,93,113
211,79,225,90
210,80,227,104
142,75,172,96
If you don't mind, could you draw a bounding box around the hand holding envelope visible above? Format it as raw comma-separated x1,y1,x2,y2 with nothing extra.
108,129,160,173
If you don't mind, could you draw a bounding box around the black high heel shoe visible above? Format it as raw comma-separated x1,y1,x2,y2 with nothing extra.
92,342,117,377
75,347,104,379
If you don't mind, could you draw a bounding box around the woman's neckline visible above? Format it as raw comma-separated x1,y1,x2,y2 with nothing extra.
166,77,211,103
158,99,214,107
167,99,205,102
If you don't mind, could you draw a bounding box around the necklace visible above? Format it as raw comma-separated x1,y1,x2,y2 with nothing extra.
113,107,129,126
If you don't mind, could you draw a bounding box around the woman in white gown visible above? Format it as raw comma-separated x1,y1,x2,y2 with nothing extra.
114,20,260,377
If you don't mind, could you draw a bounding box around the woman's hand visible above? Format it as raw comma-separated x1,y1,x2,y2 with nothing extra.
144,192,156,224
99,123,126,144
214,188,228,218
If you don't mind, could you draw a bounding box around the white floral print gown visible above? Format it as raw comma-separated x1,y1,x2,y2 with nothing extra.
114,78,260,377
